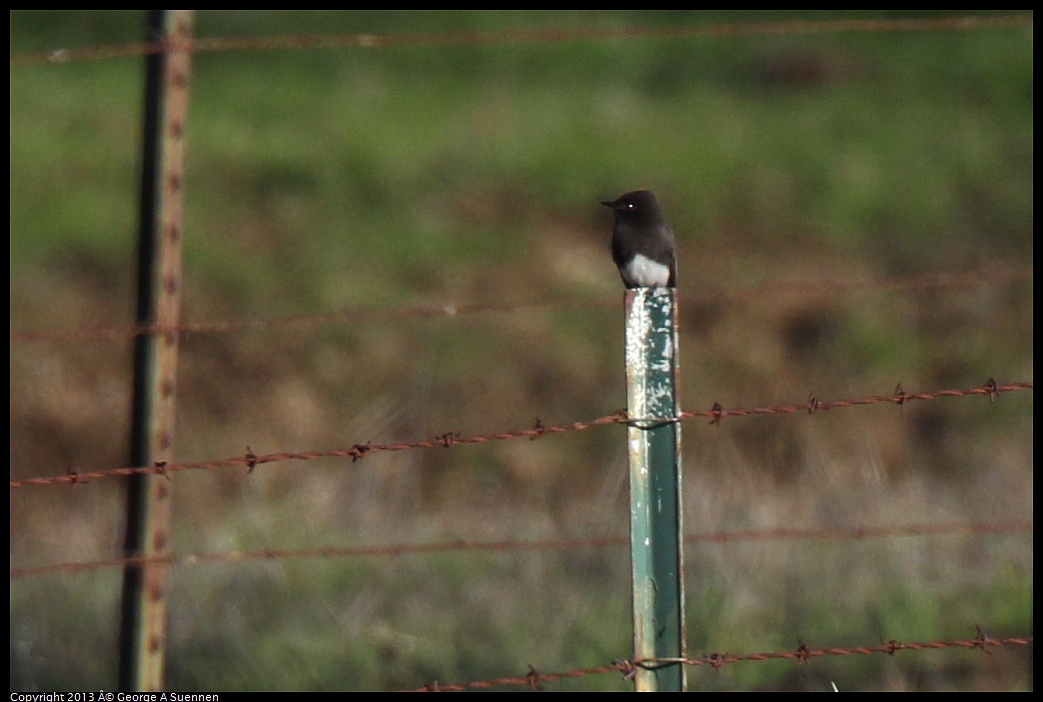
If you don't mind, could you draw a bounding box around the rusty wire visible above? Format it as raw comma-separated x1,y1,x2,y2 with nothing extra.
688,378,1030,422
8,380,1032,489
10,14,1033,68
407,661,627,692
8,298,569,344
9,519,1031,581
638,630,1032,672
8,266,1032,344
402,630,1033,691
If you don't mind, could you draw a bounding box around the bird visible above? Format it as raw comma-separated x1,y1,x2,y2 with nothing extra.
601,190,677,289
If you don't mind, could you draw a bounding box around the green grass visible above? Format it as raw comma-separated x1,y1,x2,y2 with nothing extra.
9,10,1033,691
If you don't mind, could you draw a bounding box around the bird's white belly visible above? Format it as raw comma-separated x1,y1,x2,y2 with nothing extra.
623,253,671,287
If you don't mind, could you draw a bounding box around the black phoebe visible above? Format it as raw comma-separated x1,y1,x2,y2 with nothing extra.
601,190,677,289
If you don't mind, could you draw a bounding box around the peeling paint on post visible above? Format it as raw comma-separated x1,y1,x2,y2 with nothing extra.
625,287,685,691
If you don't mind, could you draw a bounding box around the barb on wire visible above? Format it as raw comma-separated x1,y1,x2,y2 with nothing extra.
10,519,1032,580
9,380,1032,489
526,664,543,691
10,14,1033,68
9,267,1033,344
348,442,372,463
244,447,258,474
984,377,1000,403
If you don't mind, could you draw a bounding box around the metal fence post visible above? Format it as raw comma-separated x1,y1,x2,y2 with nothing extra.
624,287,686,691
118,10,194,692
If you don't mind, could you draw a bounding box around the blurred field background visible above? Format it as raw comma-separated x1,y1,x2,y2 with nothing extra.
9,10,1033,691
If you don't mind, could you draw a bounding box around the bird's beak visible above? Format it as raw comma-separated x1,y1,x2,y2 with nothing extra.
600,200,613,208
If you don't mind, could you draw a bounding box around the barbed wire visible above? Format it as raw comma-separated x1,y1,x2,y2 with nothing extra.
8,298,570,344
403,629,1033,690
9,13,1033,68
9,266,1032,344
9,519,1031,581
638,630,1032,673
8,379,1032,490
